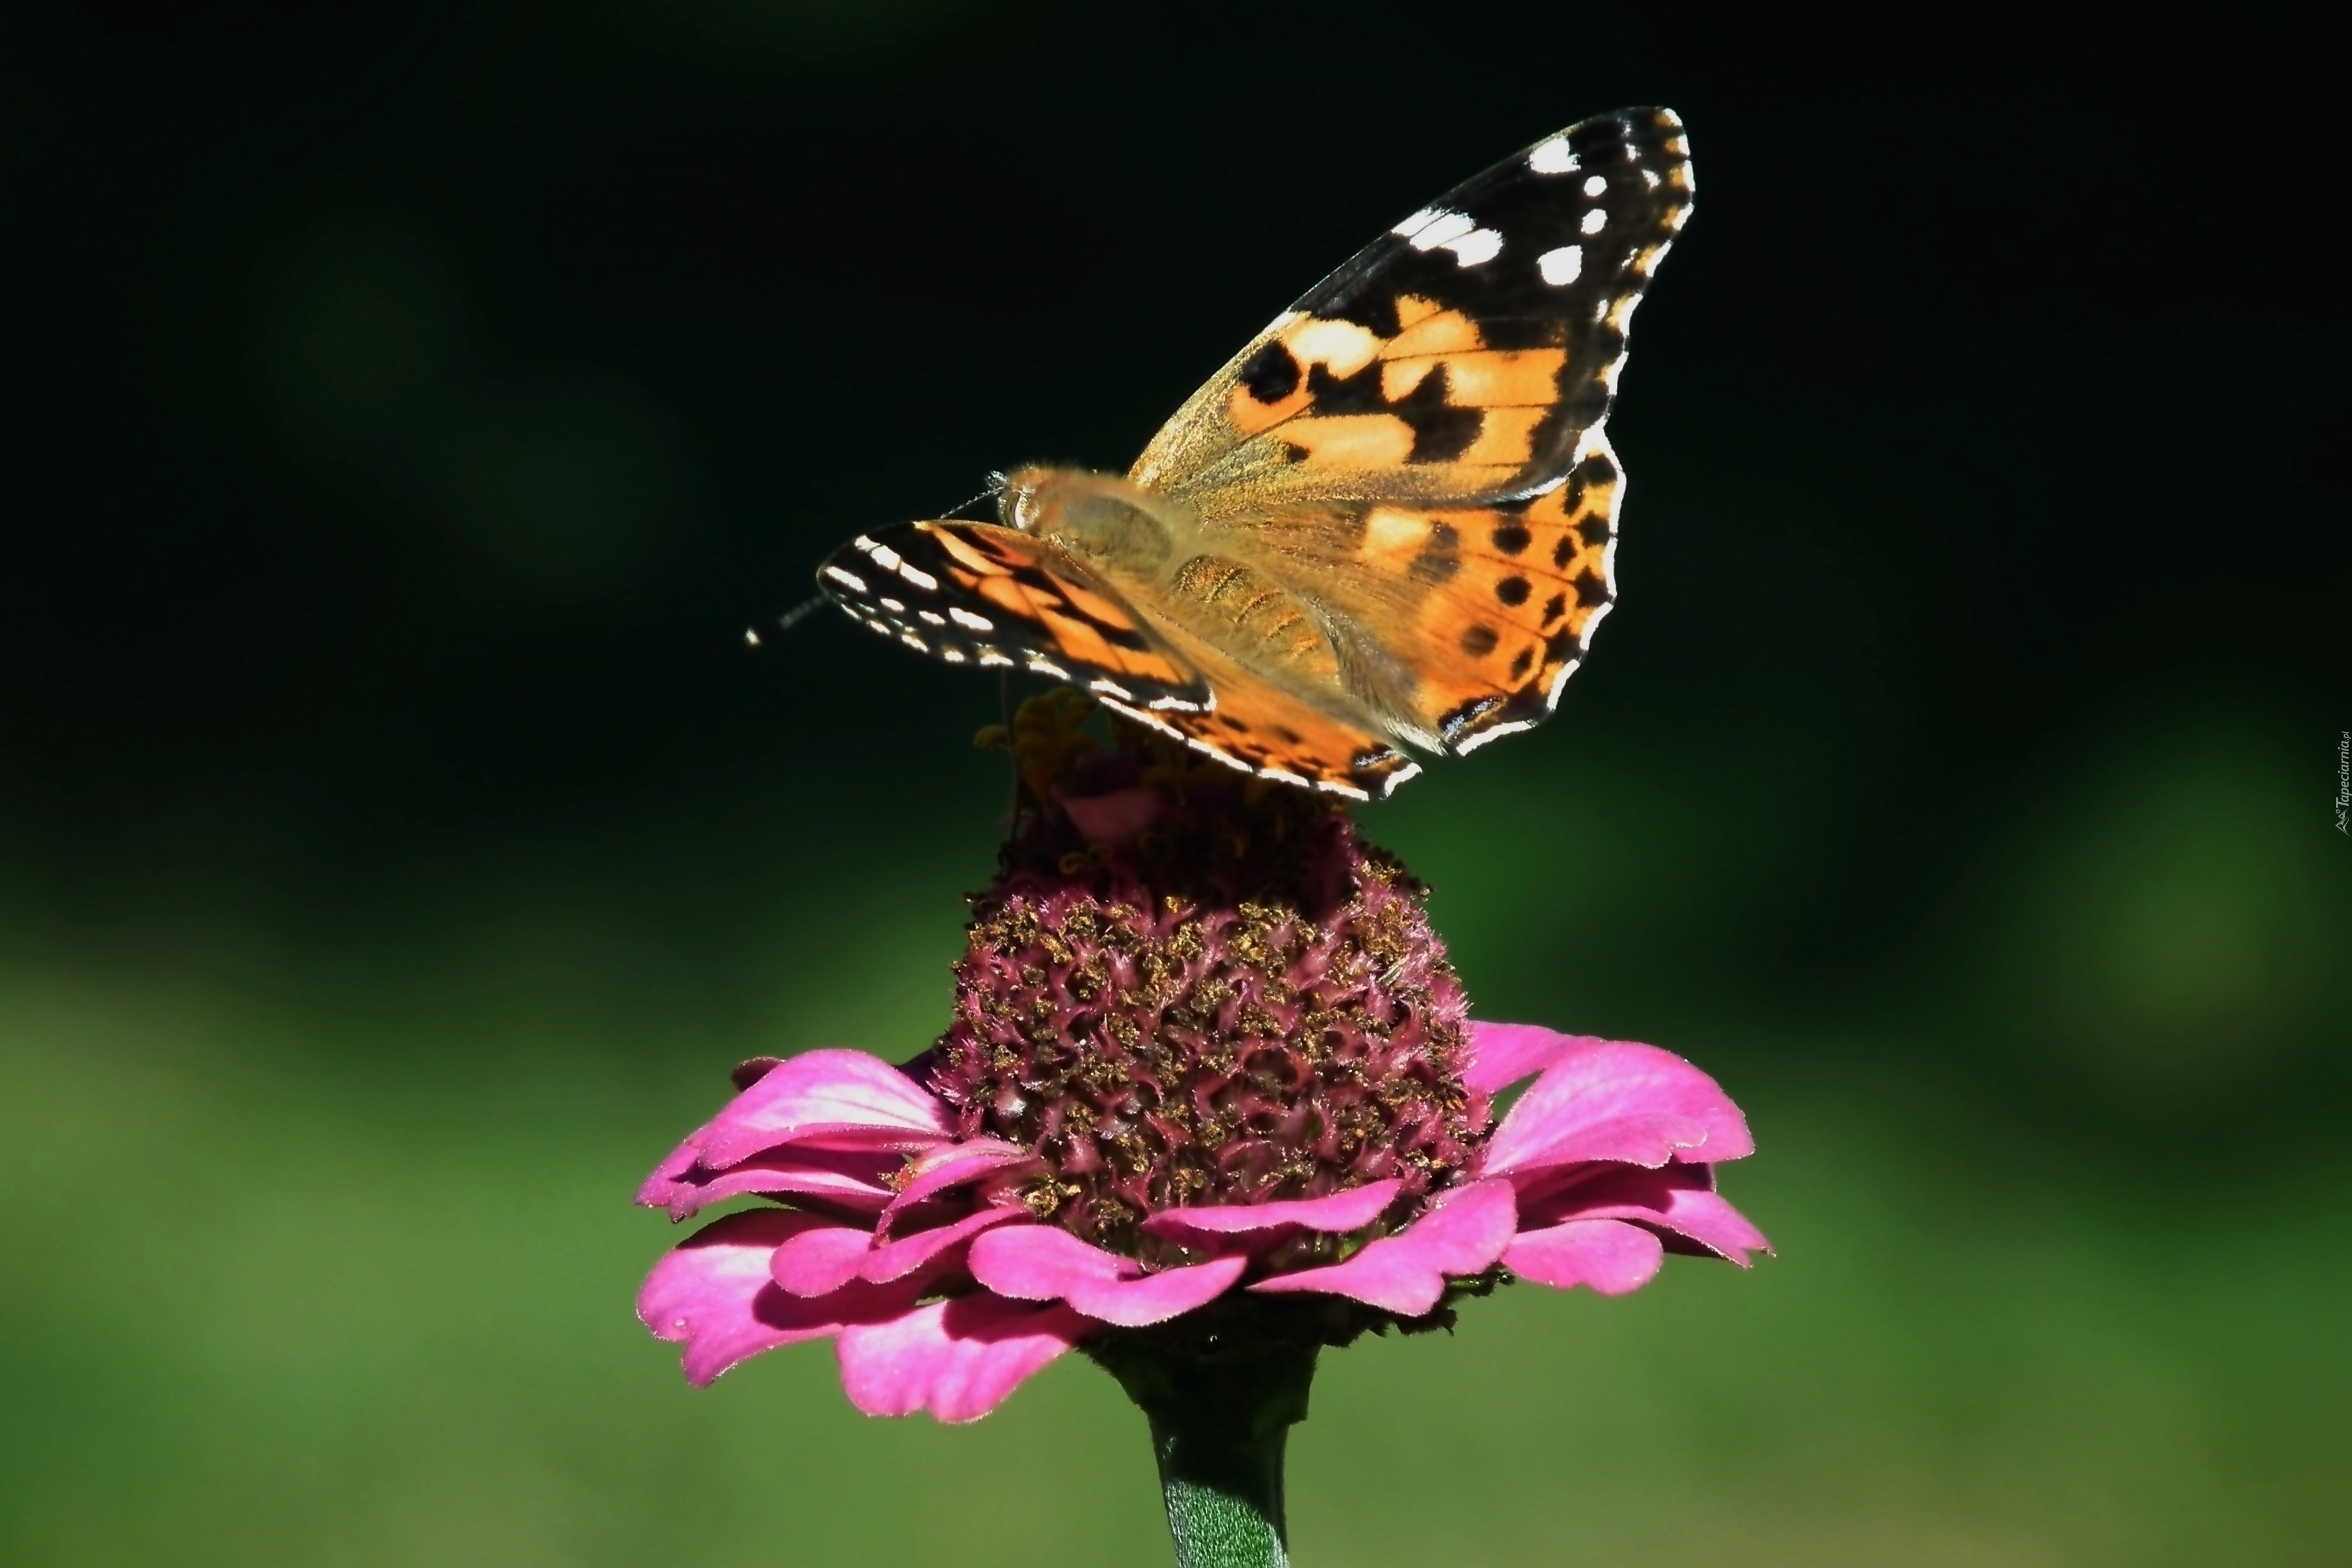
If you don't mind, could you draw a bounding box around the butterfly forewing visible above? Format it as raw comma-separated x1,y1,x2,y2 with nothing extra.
1132,107,1690,514
818,523,1213,712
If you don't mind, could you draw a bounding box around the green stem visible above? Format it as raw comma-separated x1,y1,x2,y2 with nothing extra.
1090,1337,1320,1568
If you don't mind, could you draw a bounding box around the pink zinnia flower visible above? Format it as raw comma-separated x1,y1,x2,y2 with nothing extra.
638,698,1767,1426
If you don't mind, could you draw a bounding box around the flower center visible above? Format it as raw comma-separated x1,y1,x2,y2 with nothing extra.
928,695,1491,1262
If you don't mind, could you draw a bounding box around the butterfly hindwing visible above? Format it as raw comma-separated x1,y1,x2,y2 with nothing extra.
1096,631,1422,801
817,523,1212,712
1165,432,1622,760
1335,434,1624,753
1132,108,1690,515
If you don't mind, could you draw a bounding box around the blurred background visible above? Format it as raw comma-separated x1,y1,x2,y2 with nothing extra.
3,3,2345,1563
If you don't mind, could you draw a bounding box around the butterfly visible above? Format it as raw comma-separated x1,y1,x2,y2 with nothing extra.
817,107,1692,799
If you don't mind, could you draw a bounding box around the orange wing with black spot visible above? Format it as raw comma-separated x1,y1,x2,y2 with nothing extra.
1307,440,1625,752
1132,107,1690,517
817,523,1211,713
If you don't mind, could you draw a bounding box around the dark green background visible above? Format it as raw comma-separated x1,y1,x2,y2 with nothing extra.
3,4,2344,1564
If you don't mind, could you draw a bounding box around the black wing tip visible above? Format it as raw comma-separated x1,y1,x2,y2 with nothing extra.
1561,105,1684,135
1535,107,1692,168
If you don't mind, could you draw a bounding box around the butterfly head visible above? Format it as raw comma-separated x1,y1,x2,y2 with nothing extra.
997,466,1185,578
997,465,1055,533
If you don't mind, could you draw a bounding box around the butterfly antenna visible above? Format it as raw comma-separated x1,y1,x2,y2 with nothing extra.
744,593,828,648
942,472,1008,520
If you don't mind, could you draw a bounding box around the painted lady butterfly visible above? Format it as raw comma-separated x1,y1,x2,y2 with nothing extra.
818,107,1692,799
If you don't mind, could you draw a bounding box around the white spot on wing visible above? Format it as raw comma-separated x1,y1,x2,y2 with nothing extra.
879,596,905,613
1443,228,1504,266
941,647,968,663
896,563,939,592
1390,208,1444,239
1454,718,1535,756
1088,678,1135,700
869,544,905,573
1580,208,1609,236
948,607,993,632
1260,309,1302,337
1095,698,1177,736
897,632,928,652
975,647,1014,667
1024,654,1070,679
1101,694,1380,796
1371,760,1422,797
1537,246,1583,286
1641,168,1661,190
1582,175,1609,198
1527,137,1577,173
917,610,946,626
1097,698,1255,778
1406,211,1477,251
823,565,869,594
852,535,879,553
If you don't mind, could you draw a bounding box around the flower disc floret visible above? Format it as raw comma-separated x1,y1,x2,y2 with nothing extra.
930,794,1486,1262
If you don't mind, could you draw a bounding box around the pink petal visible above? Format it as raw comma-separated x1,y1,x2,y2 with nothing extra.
1634,1187,1770,1264
1463,1022,1600,1093
638,1210,848,1386
1068,1257,1250,1326
1522,1166,1772,1264
1056,787,1165,843
770,1222,876,1297
1250,1179,1518,1317
656,1049,954,1176
966,1224,1250,1328
1505,1111,1715,1173
1485,1039,1754,1177
637,1144,899,1222
862,1206,1029,1284
967,1222,1132,1296
1142,1178,1405,1240
876,1139,1045,1234
836,1294,1094,1423
1504,1218,1665,1295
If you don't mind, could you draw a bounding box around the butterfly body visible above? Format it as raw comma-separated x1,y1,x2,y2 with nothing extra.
819,108,1694,799
1004,466,1384,730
